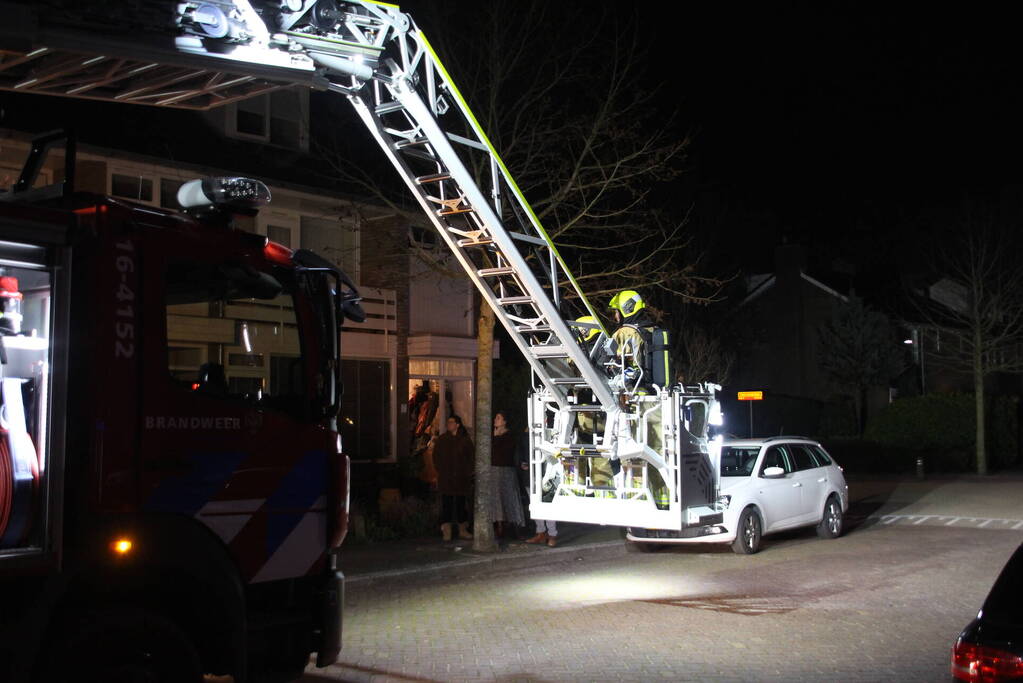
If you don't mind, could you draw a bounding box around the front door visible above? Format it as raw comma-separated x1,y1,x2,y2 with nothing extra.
755,445,803,530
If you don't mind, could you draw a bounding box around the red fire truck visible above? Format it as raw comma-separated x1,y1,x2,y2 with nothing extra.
0,133,362,682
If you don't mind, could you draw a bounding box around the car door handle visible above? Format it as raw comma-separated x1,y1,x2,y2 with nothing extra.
792,482,802,488
817,477,827,483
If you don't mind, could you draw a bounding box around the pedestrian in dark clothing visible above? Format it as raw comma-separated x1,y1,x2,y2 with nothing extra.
491,411,525,538
433,415,474,541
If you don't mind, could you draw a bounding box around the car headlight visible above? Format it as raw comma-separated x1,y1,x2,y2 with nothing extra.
717,494,731,509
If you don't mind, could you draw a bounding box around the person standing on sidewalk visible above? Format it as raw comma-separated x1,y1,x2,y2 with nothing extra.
433,415,474,541
491,411,525,539
515,425,559,547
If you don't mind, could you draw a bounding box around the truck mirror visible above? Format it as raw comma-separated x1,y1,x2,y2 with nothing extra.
341,298,365,323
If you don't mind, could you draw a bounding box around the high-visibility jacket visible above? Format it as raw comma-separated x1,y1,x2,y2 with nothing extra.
610,323,671,389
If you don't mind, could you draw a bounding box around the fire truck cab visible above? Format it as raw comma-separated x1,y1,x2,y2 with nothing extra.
0,136,358,682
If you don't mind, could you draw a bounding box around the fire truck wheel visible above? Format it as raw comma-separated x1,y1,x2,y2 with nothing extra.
39,607,203,683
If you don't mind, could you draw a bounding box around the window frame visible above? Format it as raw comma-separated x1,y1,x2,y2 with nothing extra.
759,445,793,476
790,444,819,471
341,356,395,463
163,258,314,420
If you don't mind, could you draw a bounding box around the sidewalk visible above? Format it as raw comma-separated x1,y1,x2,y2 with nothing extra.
339,472,1023,584
339,522,625,585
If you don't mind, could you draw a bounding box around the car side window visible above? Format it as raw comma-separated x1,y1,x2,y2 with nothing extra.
760,446,793,475
791,445,818,471
811,445,833,466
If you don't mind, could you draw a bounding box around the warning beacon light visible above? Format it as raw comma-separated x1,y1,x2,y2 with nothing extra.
177,177,271,216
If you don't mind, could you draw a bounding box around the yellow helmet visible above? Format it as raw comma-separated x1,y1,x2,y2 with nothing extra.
608,290,645,318
575,315,599,342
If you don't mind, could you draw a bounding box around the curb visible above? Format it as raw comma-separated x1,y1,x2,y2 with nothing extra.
345,538,627,586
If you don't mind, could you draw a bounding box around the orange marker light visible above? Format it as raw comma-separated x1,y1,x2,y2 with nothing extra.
112,538,133,555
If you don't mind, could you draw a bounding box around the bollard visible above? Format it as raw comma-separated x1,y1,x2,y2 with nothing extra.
916,456,924,479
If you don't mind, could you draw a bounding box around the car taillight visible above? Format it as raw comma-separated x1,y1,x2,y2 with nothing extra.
952,640,1023,682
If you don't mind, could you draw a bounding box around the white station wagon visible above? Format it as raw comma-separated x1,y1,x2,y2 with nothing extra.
627,436,849,554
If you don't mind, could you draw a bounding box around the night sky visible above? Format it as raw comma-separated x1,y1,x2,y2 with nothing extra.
649,6,1023,286
4,3,1021,301
406,2,1023,300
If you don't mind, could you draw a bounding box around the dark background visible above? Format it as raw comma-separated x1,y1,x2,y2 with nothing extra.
656,6,1023,288
4,3,1022,296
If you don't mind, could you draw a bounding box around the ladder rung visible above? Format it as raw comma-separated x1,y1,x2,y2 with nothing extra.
532,346,568,358
400,148,437,163
478,267,515,277
438,207,474,216
416,173,451,185
457,238,494,248
509,232,548,246
516,325,552,334
395,137,429,149
566,405,604,412
551,377,586,385
497,296,534,306
375,101,406,115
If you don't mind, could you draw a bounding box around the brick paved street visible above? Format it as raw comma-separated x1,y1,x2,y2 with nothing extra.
300,516,1022,682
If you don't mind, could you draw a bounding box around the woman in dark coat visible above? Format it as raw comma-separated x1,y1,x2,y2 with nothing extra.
491,411,525,538
432,415,474,540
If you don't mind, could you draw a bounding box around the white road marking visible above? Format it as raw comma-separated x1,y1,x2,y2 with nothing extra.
867,514,1023,529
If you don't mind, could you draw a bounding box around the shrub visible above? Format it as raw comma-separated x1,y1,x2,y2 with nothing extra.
862,393,1020,472
864,394,974,451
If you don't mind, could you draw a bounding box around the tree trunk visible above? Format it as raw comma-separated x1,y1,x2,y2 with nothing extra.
473,302,497,551
974,342,987,475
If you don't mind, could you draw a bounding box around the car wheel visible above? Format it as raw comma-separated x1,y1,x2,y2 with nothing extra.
817,494,844,539
732,507,762,555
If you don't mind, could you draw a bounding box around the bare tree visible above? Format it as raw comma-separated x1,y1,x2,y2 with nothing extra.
676,323,735,386
322,1,722,549
817,297,905,435
914,218,1023,474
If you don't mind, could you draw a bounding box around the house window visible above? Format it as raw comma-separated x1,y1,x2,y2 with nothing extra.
267,224,293,248
111,173,154,202
227,89,309,150
341,359,391,461
270,88,309,150
160,178,185,209
259,209,300,250
232,95,270,141
301,215,357,279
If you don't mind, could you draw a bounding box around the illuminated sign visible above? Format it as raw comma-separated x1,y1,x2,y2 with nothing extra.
737,391,764,401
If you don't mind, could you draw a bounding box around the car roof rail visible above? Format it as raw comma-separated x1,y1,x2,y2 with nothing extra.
762,435,817,443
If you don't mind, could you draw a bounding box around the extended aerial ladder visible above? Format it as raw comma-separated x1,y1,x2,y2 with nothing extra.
0,0,724,532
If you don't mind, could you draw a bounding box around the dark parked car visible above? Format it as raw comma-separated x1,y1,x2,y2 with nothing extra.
951,541,1023,682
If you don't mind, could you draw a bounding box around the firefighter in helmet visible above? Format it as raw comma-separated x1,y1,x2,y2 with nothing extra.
608,290,648,325
608,290,668,390
608,290,671,509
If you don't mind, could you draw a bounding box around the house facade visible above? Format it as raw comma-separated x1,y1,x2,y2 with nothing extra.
724,244,862,437
0,123,482,478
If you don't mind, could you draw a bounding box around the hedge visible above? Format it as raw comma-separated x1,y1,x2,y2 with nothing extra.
853,393,1020,472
